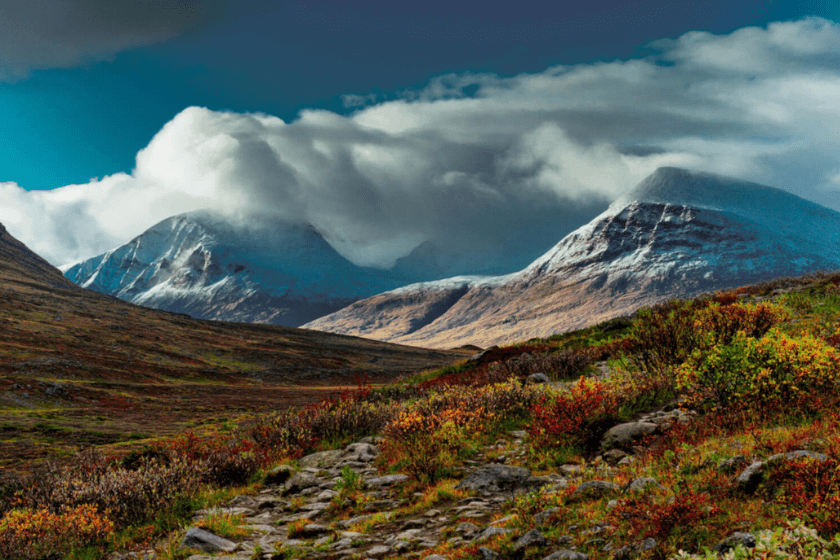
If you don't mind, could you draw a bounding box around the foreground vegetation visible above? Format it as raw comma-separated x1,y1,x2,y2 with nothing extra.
5,272,840,558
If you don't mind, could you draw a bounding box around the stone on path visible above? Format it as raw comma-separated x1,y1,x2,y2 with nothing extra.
180,527,237,553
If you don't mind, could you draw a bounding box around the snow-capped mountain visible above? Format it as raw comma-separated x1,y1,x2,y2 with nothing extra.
62,210,408,327
305,167,840,348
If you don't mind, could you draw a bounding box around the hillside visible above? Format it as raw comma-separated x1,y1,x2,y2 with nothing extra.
5,272,840,560
306,168,840,348
0,221,467,478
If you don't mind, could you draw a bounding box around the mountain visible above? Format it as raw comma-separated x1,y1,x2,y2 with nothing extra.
305,167,840,348
63,210,410,327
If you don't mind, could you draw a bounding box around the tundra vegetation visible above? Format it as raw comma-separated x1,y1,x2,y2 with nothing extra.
5,273,840,558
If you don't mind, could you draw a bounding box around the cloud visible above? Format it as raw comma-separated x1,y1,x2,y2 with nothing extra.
0,0,227,81
5,17,840,274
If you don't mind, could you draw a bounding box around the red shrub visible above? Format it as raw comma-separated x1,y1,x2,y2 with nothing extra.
529,378,620,450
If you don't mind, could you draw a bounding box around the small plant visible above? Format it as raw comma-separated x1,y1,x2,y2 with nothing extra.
195,510,252,540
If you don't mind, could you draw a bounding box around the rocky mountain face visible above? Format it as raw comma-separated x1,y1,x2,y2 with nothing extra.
305,167,840,348
62,211,412,327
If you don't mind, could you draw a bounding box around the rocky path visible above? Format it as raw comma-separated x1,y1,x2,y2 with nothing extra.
110,398,710,560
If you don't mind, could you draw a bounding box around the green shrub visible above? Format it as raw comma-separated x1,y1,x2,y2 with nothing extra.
675,329,840,407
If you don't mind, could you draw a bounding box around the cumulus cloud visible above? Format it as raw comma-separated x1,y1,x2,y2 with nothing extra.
0,0,227,81
5,17,840,273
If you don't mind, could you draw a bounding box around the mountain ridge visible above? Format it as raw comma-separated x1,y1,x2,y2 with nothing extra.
305,167,840,348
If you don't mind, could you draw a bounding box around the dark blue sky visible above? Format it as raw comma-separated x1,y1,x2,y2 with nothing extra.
3,0,837,191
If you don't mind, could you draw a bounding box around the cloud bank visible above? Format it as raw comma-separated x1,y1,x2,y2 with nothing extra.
5,17,840,273
0,0,227,81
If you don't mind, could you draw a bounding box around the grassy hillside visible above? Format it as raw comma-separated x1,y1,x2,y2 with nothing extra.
4,272,840,559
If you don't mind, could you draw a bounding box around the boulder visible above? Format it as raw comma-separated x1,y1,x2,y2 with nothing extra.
366,474,409,488
543,551,588,560
264,464,294,485
600,422,657,451
180,528,237,553
455,464,533,493
513,529,548,553
613,538,656,559
297,449,343,469
713,532,756,553
342,442,379,463
526,373,551,384
533,507,561,526
735,450,827,494
570,480,621,501
475,526,512,542
624,477,666,494
284,473,320,495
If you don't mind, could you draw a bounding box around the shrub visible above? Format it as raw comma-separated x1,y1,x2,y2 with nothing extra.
768,454,840,536
675,330,840,407
611,487,722,552
382,394,492,483
622,300,786,373
24,452,201,527
529,377,621,451
0,504,114,560
167,432,265,487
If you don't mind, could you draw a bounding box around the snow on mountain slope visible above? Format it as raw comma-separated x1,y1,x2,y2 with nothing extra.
305,168,840,348
63,210,405,327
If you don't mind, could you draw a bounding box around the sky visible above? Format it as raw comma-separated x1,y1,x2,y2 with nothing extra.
2,0,840,270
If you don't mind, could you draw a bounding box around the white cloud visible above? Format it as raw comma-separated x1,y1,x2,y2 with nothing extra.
6,17,840,274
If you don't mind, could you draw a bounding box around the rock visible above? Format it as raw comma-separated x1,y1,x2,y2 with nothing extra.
456,522,480,536
468,346,497,363
601,449,627,465
543,551,588,560
365,474,409,488
180,528,237,553
284,473,320,495
558,464,582,477
716,456,749,475
475,526,512,542
298,449,343,469
735,450,826,494
425,555,448,560
342,442,379,463
295,524,331,538
478,547,500,559
514,529,548,552
365,544,391,556
264,465,294,485
527,373,551,384
600,422,657,451
613,538,656,559
534,507,561,526
424,509,441,517
713,532,756,553
624,477,665,494
455,464,533,493
570,480,621,501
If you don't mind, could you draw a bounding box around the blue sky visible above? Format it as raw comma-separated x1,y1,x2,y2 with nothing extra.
2,1,840,270
4,0,837,191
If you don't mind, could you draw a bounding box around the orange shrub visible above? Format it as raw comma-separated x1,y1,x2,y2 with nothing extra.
0,504,114,559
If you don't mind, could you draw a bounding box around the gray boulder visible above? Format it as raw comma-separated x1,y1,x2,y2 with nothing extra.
543,551,588,560
264,464,294,485
514,529,548,553
479,547,500,560
534,507,561,526
455,464,533,493
613,538,656,559
180,527,237,553
713,532,756,553
600,422,657,451
366,474,409,488
284,472,320,495
342,442,379,462
736,450,827,494
527,373,551,384
570,480,621,501
475,526,512,542
624,477,666,494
